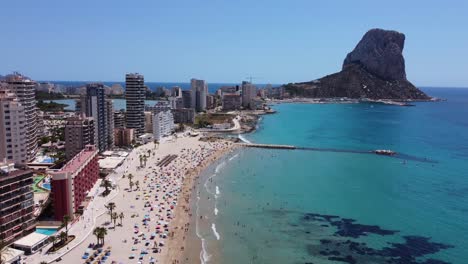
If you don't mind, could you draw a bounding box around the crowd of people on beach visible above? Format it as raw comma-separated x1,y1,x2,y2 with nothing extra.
119,140,232,264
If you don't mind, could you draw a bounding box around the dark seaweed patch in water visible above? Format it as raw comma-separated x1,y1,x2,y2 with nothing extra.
303,213,397,238
303,213,453,264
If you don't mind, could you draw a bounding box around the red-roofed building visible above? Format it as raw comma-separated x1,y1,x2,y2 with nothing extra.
50,145,99,221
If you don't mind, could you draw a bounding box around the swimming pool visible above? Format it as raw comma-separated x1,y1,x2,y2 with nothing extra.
42,183,51,190
36,227,58,236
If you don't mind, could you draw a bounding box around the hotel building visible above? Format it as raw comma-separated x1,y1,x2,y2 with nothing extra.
125,73,146,136
0,163,35,244
50,145,99,221
0,90,27,164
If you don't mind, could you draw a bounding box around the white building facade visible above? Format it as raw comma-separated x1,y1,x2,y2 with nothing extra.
152,110,175,140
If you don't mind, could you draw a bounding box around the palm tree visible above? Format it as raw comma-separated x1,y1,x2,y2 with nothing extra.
127,174,134,189
105,202,116,223
62,215,71,237
59,231,67,244
98,227,107,245
111,212,118,228
118,212,124,226
93,227,100,245
101,179,112,195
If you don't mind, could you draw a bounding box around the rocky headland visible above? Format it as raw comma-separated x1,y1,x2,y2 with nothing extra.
284,29,431,100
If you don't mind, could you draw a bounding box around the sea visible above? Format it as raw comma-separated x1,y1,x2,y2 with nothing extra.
192,87,468,264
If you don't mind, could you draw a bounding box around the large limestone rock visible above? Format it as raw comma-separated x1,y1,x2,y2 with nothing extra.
343,29,407,81
284,29,430,100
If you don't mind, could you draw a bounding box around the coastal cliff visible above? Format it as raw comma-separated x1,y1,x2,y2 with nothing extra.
284,29,430,100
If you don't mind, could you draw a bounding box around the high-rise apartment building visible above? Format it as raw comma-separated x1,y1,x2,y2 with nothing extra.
125,73,145,136
79,84,113,152
152,111,175,140
3,73,39,161
242,81,257,109
64,115,95,159
190,78,208,112
114,128,134,147
171,86,182,98
113,110,125,129
0,90,27,164
105,100,114,149
182,90,192,109
0,163,35,244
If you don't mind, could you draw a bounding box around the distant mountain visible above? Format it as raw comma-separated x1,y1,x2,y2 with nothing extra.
284,29,430,100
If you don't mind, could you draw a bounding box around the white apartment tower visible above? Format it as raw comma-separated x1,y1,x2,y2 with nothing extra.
190,78,208,112
4,73,39,161
126,73,146,136
152,111,175,140
0,90,27,164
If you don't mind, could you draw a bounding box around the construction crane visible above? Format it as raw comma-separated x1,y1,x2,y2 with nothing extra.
245,76,261,83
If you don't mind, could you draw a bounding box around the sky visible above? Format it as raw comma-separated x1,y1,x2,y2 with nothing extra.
1,0,467,87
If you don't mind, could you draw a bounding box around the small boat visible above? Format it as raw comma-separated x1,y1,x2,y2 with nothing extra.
374,149,396,156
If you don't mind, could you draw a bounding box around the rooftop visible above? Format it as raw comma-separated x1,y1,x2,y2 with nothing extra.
57,145,97,173
13,232,48,248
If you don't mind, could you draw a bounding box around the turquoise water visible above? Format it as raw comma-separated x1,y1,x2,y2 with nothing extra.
196,88,468,264
42,183,51,190
48,99,159,111
36,228,58,236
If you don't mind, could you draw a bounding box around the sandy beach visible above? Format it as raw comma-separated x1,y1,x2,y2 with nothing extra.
34,135,234,264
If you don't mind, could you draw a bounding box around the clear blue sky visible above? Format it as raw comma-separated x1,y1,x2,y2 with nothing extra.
1,0,467,87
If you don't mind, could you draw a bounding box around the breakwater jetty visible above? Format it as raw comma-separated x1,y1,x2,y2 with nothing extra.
236,143,436,164
237,143,296,150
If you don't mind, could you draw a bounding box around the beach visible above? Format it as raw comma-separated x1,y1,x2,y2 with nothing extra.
31,135,234,264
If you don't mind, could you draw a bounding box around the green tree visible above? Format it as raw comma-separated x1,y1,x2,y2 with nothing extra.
105,202,116,223
59,231,67,244
111,212,118,228
101,179,112,196
62,215,71,237
93,227,100,245
127,174,134,190
118,212,124,226
98,227,107,245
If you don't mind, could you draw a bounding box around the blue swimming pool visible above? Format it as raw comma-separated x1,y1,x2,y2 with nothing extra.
36,227,58,236
42,183,51,190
